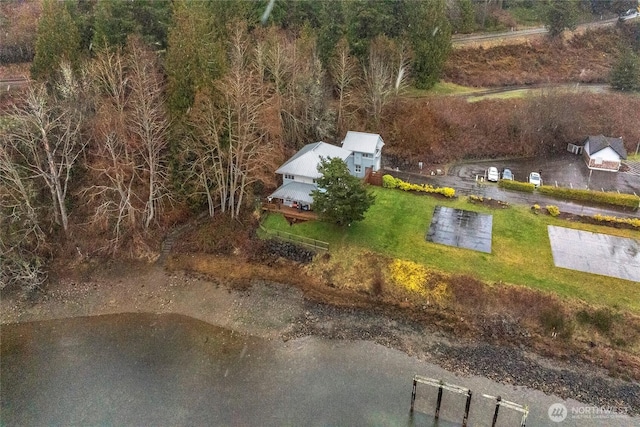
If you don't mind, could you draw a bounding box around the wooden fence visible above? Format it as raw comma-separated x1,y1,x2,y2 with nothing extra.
260,226,329,251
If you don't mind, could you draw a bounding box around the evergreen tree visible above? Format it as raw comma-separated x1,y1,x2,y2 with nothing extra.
404,0,452,89
92,0,171,50
165,1,227,118
610,49,640,92
457,0,476,34
543,0,579,38
311,157,375,226
344,0,398,59
31,0,81,81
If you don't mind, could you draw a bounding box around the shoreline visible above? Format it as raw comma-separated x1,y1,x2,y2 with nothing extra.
1,262,639,417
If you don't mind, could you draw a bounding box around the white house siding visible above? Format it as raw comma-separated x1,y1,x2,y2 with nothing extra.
583,146,621,171
283,174,315,185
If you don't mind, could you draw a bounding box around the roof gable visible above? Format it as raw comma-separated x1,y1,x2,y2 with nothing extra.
341,131,384,154
275,142,352,178
584,135,627,159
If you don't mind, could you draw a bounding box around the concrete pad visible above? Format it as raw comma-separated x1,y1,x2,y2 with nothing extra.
548,226,640,282
426,206,493,253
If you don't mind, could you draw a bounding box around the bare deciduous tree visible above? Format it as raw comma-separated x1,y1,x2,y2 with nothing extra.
329,37,360,136
0,134,44,248
188,23,276,219
257,27,333,148
83,38,169,253
9,62,86,234
126,37,170,228
362,36,403,126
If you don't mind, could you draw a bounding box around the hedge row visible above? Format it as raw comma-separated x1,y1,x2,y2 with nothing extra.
538,185,640,209
383,175,456,198
592,214,640,229
498,179,535,193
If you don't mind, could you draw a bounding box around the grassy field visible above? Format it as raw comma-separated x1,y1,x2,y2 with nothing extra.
262,187,640,314
404,81,478,97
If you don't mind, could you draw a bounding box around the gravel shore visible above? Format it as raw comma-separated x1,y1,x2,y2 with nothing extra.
285,297,640,416
2,263,638,417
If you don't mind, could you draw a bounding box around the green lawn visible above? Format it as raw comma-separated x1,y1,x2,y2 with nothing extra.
262,187,640,313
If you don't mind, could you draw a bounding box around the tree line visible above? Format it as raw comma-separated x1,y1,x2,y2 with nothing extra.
2,0,639,292
1,0,451,291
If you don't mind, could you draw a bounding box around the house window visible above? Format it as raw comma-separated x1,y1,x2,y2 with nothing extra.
285,174,294,180
362,153,373,158
355,165,362,173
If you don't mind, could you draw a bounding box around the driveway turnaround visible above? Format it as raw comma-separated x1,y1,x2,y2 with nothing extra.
426,206,493,253
548,226,640,282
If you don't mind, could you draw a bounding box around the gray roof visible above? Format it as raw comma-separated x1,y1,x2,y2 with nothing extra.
269,181,317,204
275,142,351,178
584,135,627,159
341,131,384,154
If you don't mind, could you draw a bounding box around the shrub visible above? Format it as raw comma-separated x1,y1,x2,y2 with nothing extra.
546,205,560,217
382,174,398,188
389,259,428,295
387,259,450,305
539,307,573,339
592,214,640,229
499,179,535,193
448,274,487,311
576,308,619,334
538,185,640,210
387,176,456,198
441,187,456,198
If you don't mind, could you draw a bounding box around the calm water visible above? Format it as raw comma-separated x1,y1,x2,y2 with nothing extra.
1,313,637,426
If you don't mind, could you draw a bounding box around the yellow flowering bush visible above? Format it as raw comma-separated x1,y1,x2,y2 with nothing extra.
382,174,398,188
389,259,428,295
593,214,640,229
384,176,456,198
388,259,451,305
546,205,560,217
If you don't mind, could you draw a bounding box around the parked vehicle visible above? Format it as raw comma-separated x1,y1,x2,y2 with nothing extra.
501,168,513,180
528,172,542,187
619,9,639,21
487,167,499,182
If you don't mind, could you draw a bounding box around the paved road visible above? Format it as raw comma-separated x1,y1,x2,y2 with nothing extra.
452,16,625,47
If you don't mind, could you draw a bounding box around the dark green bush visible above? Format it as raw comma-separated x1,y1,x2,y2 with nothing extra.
539,308,573,339
538,186,640,210
576,308,619,334
498,179,535,193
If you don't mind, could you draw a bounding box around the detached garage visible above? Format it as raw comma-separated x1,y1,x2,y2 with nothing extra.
581,135,627,172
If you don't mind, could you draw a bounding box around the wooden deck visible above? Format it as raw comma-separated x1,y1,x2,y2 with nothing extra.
262,203,318,223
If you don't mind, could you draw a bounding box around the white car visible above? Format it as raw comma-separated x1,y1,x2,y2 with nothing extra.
529,172,542,187
487,167,499,182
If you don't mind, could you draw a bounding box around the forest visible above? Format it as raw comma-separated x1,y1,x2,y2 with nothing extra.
1,0,640,292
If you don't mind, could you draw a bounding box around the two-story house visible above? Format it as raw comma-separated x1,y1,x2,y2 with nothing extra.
268,132,385,209
341,131,385,178
268,141,352,209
